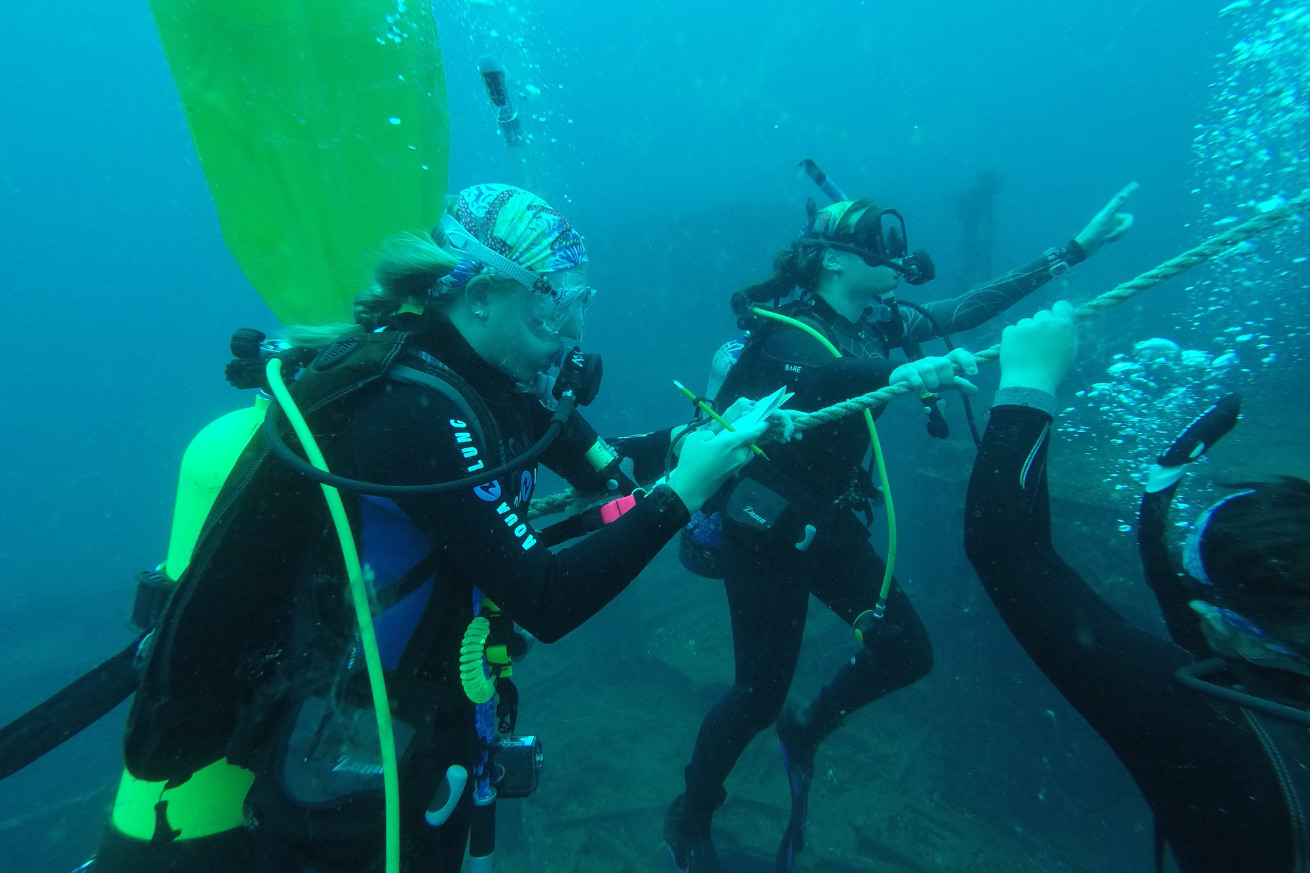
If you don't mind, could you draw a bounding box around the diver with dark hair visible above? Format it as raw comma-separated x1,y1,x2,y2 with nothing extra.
667,182,1137,873
90,184,766,873
965,302,1310,873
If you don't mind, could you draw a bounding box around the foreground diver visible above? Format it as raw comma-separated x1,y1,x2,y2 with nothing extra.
109,184,767,873
965,302,1310,873
666,185,1137,873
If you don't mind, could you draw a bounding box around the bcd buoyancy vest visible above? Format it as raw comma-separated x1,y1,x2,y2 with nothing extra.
679,304,878,578
125,330,522,831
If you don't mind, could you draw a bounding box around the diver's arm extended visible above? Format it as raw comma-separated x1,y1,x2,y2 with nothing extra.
1137,395,1242,657
904,240,1085,342
906,182,1136,343
964,394,1201,757
352,384,689,643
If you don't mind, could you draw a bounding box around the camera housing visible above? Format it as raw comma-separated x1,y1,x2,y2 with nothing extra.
490,735,543,798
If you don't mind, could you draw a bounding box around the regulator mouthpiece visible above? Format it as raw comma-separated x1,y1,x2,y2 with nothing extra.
902,249,936,285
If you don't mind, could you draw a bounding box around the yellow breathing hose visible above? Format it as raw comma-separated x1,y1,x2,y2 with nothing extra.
265,359,401,873
751,307,898,616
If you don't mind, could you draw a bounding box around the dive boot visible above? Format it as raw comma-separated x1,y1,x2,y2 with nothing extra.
775,704,816,872
664,793,727,873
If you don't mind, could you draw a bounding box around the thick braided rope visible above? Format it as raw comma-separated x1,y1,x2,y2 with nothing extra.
528,191,1308,519
786,190,1310,433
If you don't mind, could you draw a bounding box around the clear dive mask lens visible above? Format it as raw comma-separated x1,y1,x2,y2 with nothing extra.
530,271,595,339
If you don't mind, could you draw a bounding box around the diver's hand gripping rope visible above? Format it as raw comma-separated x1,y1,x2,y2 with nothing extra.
528,189,1310,523
782,189,1310,434
265,359,402,873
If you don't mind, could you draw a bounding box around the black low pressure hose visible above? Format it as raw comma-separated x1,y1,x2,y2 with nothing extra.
896,300,983,448
263,392,578,496
1176,659,1310,727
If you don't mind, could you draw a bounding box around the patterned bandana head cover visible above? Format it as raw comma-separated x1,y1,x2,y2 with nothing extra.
437,184,587,295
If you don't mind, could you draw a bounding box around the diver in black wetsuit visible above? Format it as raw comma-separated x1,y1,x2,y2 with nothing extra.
666,186,1138,873
110,185,766,873
965,302,1310,873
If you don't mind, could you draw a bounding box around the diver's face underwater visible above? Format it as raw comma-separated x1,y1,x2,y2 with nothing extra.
476,267,594,386
828,247,902,298
812,204,929,305
1186,492,1310,675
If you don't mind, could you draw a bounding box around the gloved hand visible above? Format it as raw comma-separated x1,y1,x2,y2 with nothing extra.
668,418,769,513
1146,394,1241,492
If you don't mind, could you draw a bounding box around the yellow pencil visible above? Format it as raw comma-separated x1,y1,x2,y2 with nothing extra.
673,380,767,458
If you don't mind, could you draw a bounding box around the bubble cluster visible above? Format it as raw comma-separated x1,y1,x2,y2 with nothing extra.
1062,2,1309,529
378,0,413,45
1059,338,1244,514
1189,0,1310,370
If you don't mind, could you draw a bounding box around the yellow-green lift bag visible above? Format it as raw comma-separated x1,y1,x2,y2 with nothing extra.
149,0,451,325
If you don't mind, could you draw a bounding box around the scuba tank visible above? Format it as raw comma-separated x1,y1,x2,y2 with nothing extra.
100,391,267,867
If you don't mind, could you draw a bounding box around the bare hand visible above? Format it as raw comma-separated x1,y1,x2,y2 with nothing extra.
889,348,979,395
1075,182,1138,257
998,301,1078,395
668,418,769,512
711,397,755,434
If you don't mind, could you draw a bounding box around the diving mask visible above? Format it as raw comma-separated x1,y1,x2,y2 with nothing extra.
802,204,935,285
1191,600,1308,671
436,213,596,337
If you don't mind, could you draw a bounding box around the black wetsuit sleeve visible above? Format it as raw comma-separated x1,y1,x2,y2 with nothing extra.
534,404,673,489
963,403,1207,768
904,240,1086,343
348,384,690,643
607,429,676,483
1138,485,1212,657
764,324,898,407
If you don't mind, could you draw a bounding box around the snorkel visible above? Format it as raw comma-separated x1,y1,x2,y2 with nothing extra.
798,161,936,286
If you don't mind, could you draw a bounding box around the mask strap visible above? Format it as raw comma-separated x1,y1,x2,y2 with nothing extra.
436,214,556,298
1182,490,1256,585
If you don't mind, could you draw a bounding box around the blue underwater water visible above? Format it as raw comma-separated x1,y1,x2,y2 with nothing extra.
0,0,1307,870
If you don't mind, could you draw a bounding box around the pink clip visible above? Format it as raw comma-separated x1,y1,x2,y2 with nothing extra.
599,494,637,524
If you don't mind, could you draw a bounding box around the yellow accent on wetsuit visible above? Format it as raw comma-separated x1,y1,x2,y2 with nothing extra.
146,0,451,325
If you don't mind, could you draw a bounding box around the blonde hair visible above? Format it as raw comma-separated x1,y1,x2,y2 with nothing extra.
283,230,464,349
730,197,878,320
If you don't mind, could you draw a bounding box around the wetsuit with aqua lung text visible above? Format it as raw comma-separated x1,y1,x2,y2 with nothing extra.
965,392,1304,873
285,318,686,872
672,243,1083,831
123,316,688,873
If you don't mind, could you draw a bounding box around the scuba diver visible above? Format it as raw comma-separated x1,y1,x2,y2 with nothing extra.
667,179,1138,873
92,184,767,873
966,302,1310,873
